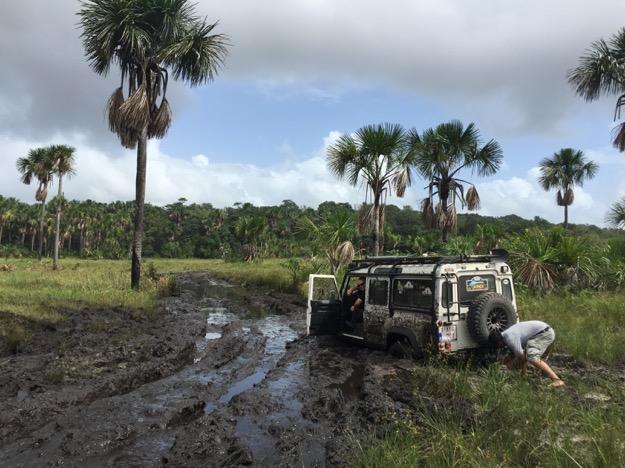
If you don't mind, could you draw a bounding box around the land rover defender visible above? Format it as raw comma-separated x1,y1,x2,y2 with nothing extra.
307,251,519,357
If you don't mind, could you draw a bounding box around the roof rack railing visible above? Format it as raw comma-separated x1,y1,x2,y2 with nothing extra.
348,250,509,270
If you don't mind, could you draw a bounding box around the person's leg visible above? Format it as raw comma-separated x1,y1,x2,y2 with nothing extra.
526,329,564,386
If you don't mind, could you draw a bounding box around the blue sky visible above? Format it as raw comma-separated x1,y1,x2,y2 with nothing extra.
2,0,625,227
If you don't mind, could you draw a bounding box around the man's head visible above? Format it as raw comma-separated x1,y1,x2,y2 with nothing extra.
357,277,366,289
488,329,504,348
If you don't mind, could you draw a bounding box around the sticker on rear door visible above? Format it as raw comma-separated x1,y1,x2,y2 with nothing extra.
466,276,489,292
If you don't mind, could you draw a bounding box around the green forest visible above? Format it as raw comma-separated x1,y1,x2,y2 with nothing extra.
2,194,625,292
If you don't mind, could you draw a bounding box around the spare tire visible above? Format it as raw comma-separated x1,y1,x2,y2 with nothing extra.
468,292,516,343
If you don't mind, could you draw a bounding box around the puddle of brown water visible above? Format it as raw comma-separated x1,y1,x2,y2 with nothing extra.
330,364,365,401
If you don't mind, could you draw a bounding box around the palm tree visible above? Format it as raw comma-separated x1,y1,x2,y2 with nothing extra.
49,145,76,270
538,148,598,228
79,0,228,289
327,123,411,255
569,28,625,151
410,120,503,242
607,197,625,229
0,210,15,245
16,147,56,259
299,208,356,275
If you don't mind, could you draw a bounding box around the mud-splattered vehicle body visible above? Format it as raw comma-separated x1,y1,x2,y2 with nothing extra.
307,252,519,356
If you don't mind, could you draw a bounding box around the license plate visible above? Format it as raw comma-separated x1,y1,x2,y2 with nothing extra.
441,325,457,341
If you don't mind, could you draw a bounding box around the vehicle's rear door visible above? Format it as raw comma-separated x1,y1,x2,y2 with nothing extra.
307,274,341,335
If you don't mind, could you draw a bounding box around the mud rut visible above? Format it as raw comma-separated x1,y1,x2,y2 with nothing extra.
1,272,410,467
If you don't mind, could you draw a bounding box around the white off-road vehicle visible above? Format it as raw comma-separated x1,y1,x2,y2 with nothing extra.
307,251,518,357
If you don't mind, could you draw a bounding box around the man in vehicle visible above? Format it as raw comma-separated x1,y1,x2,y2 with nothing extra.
343,276,366,328
489,320,565,387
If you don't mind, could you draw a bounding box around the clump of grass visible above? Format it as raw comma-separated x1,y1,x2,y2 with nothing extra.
1,322,30,353
157,275,177,298
45,367,64,384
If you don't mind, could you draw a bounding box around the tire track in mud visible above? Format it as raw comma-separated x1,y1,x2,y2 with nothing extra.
0,272,400,467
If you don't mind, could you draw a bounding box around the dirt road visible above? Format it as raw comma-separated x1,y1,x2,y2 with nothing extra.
0,271,414,467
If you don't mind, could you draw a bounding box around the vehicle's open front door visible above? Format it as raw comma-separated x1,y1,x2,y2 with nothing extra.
307,274,341,335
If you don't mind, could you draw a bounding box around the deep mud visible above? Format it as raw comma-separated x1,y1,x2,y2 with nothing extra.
0,272,419,467
3,272,618,467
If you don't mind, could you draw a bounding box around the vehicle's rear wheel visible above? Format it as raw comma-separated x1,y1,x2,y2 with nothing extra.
389,337,414,359
468,292,516,343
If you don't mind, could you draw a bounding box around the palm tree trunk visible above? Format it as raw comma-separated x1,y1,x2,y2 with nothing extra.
131,128,148,290
38,198,46,260
564,204,569,229
53,175,63,270
441,195,450,243
0,224,3,246
373,192,381,256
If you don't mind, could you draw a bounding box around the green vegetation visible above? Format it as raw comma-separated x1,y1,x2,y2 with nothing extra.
356,363,625,467
0,259,206,323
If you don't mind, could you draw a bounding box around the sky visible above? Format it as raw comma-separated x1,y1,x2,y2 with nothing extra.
2,0,625,227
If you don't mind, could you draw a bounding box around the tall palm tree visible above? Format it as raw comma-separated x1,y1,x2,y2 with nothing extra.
327,123,411,255
410,120,503,242
569,28,625,151
79,0,228,289
538,148,598,228
16,147,56,259
49,145,76,270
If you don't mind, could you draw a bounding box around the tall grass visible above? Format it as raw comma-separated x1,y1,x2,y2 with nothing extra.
0,258,210,322
519,291,625,365
356,363,625,467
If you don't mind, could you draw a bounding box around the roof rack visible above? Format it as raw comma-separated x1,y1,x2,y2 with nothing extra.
347,249,509,270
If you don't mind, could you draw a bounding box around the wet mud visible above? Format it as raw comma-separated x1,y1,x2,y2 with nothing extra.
0,272,418,467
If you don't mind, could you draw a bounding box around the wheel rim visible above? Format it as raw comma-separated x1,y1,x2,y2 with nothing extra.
486,307,510,332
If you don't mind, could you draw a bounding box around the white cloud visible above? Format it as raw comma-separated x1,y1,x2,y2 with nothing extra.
192,154,209,168
474,168,602,226
3,0,625,150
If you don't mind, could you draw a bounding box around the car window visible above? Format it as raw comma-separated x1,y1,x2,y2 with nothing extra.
458,274,496,303
392,278,433,309
368,279,388,306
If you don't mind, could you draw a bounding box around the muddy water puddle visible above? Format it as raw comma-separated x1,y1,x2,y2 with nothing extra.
0,273,370,467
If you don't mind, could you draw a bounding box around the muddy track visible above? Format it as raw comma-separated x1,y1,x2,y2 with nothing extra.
0,272,417,467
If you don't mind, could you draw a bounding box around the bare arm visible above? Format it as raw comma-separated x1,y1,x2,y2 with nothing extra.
529,359,564,386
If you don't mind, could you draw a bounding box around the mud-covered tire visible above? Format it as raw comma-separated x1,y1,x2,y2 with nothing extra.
468,292,516,343
389,337,414,359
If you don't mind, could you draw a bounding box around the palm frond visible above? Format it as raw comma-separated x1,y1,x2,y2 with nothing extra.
119,83,150,131
106,87,126,133
161,20,229,86
148,97,172,138
607,197,625,228
335,240,355,266
612,122,625,151
568,33,625,101
420,198,435,228
393,165,411,197
563,187,575,206
465,185,481,211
